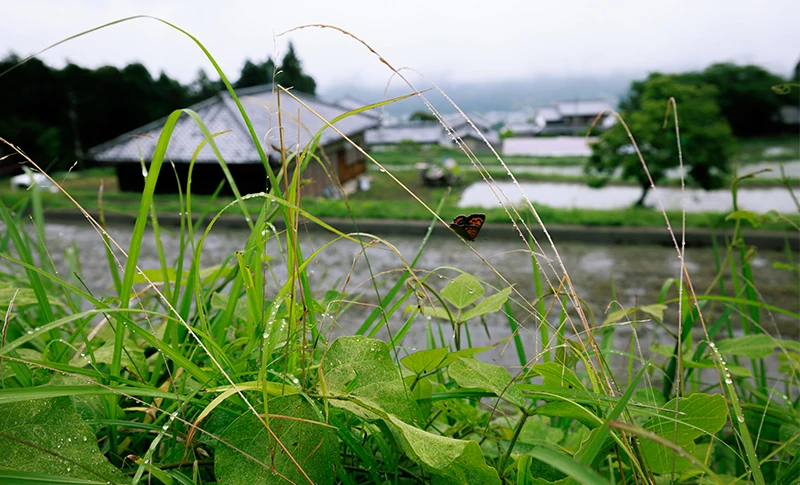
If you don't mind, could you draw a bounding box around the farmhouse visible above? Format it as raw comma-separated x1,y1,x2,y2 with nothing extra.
364,112,500,153
535,99,615,135
86,85,380,196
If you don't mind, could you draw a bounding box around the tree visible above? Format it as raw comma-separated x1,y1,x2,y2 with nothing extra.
235,59,273,89
408,110,437,122
276,43,316,95
700,63,786,137
619,65,789,137
586,75,735,207
189,68,224,101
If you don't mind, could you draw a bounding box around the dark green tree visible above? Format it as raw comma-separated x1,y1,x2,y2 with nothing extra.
408,110,438,122
586,75,736,207
235,58,276,89
700,63,786,137
189,69,224,101
0,54,194,172
620,65,789,137
276,43,316,95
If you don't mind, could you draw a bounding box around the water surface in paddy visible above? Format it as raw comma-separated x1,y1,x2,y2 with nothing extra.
38,221,799,369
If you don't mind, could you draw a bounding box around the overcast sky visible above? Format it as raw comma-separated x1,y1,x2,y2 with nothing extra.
3,0,798,91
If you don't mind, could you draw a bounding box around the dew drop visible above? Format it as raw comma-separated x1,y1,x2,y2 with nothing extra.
724,378,733,385
737,415,745,423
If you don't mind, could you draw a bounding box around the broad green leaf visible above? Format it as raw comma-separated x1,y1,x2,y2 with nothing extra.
442,274,484,309
527,446,611,485
322,336,419,423
68,341,146,376
534,401,601,429
0,397,129,484
385,413,501,485
0,469,110,484
779,423,800,456
640,393,727,473
461,287,513,322
530,362,585,392
725,210,760,227
214,394,339,485
519,415,565,446
215,395,338,485
716,334,775,359
211,292,250,322
639,304,668,322
401,348,449,374
440,347,493,367
132,268,178,284
0,286,39,307
603,304,667,325
419,305,452,321
449,357,525,408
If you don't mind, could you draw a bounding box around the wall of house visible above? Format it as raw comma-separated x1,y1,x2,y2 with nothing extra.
113,161,271,195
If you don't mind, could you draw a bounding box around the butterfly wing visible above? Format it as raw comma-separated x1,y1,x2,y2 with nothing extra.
466,214,486,227
452,215,468,226
450,223,473,241
450,213,486,241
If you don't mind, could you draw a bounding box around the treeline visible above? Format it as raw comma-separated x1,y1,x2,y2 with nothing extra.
0,43,315,173
620,62,800,138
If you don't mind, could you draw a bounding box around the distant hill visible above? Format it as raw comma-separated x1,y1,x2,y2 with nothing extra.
321,75,634,116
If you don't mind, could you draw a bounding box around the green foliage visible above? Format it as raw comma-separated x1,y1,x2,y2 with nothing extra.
275,42,316,95
620,64,794,137
409,110,438,122
215,395,339,485
0,397,129,484
587,75,736,206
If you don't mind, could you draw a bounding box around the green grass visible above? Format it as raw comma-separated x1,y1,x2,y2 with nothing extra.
0,18,798,485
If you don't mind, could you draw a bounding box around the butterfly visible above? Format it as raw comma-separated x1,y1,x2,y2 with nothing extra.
450,213,486,241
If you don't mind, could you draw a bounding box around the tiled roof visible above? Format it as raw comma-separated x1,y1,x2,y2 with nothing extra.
86,86,381,164
534,106,562,122
554,99,614,117
365,123,449,145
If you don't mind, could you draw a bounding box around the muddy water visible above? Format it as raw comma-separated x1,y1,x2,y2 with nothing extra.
36,221,798,370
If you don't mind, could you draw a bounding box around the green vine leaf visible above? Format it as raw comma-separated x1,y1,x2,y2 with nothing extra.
215,395,339,485
442,274,484,309
0,397,129,484
449,357,525,408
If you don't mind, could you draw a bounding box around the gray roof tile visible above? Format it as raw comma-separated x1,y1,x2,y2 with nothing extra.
87,86,381,164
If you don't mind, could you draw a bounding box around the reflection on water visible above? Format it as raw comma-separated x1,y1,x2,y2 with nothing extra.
459,181,799,213
40,221,798,369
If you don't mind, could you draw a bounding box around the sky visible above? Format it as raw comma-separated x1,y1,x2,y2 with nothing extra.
2,0,799,93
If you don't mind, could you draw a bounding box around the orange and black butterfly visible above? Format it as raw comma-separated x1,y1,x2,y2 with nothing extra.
450,213,486,241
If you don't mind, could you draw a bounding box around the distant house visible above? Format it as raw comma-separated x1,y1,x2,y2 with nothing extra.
86,85,380,196
535,99,615,136
365,113,500,153
443,113,500,152
365,122,450,152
